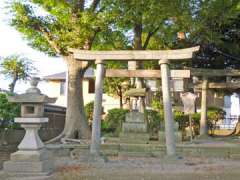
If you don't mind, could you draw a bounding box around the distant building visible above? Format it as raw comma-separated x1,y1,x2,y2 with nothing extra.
43,68,119,112
0,88,9,93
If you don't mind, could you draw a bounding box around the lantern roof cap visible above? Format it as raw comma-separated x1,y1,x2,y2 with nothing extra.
8,77,56,104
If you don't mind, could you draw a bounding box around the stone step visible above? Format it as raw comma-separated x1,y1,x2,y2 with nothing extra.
119,133,150,144
3,159,53,174
122,122,147,133
118,151,154,157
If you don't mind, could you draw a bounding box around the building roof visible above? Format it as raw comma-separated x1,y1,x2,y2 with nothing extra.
44,68,94,80
0,88,9,93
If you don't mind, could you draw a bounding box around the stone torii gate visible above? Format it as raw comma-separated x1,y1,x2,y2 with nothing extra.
192,69,240,137
69,46,199,156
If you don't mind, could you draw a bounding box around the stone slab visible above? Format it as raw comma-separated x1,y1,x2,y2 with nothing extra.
3,159,53,174
10,150,51,162
119,133,150,144
125,112,144,123
4,174,54,180
15,118,48,123
122,122,147,133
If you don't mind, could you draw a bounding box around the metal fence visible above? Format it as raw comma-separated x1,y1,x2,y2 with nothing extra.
213,117,238,130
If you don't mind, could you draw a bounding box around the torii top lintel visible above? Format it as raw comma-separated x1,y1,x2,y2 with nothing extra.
68,46,200,61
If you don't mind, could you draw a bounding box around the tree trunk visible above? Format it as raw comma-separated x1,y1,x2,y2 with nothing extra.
63,55,90,139
133,23,146,112
119,87,123,109
9,77,17,93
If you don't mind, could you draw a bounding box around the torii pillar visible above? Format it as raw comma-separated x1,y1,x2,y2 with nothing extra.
200,76,208,136
90,59,105,155
159,59,176,155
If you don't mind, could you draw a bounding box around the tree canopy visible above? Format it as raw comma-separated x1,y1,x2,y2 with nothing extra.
0,55,36,93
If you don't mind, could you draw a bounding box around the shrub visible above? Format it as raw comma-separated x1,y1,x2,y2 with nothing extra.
207,106,225,122
145,109,163,134
207,106,225,133
84,101,94,124
0,93,20,129
103,108,129,135
174,110,200,135
174,110,189,130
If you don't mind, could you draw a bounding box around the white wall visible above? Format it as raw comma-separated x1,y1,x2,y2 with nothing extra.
43,79,120,112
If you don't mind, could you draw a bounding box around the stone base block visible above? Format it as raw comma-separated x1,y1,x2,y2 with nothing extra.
125,112,144,123
10,149,50,162
159,131,182,144
119,133,150,144
122,122,147,133
3,159,53,175
3,149,54,176
2,173,53,180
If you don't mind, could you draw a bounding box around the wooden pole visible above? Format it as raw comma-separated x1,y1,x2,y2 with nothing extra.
189,114,193,142
159,59,176,156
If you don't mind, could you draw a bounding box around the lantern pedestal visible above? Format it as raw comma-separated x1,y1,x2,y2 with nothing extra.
3,118,54,176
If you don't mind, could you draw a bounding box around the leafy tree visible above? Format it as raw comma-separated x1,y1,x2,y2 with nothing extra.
0,55,36,93
176,0,240,69
0,93,20,129
104,61,130,109
103,0,194,113
8,0,115,139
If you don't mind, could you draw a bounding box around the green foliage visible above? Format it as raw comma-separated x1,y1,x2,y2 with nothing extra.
151,98,162,111
0,93,20,129
104,61,130,108
151,92,164,118
9,1,123,56
103,0,190,49
185,0,240,68
207,106,225,129
103,108,129,135
173,107,224,134
173,110,200,135
0,55,37,92
145,109,163,134
84,101,94,124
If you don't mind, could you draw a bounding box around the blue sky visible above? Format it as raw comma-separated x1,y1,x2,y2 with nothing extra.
0,1,67,93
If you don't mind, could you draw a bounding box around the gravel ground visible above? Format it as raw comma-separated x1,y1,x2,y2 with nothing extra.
1,154,240,180
1,140,240,180
53,156,240,180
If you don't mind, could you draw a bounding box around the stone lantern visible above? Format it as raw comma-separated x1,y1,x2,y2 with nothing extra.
3,77,56,177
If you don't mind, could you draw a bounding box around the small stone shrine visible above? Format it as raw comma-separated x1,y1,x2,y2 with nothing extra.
3,77,56,177
120,88,149,144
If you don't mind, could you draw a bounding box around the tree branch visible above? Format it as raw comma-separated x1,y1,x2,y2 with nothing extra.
78,0,85,11
71,0,85,14
81,27,101,71
90,0,101,11
38,27,62,54
143,26,160,50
